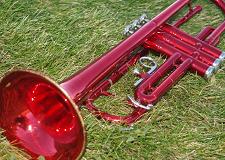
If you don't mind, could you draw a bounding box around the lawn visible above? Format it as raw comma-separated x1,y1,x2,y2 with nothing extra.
0,0,225,159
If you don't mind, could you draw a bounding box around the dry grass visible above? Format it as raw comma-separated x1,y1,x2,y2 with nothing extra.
0,0,224,159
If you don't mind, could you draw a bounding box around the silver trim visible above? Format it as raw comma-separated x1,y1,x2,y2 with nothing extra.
132,19,141,31
139,56,157,69
134,78,144,87
204,66,215,79
133,68,140,75
128,96,153,110
123,14,149,37
212,58,222,71
139,14,149,25
134,57,157,87
124,25,134,36
219,51,225,61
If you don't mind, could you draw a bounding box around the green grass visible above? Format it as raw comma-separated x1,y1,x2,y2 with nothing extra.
0,0,225,159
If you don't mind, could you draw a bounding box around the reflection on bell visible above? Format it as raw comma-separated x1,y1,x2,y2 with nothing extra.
0,70,86,159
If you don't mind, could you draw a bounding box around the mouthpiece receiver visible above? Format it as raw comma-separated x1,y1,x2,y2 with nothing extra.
0,70,86,160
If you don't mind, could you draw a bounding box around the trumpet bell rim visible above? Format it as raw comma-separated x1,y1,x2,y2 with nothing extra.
0,69,86,160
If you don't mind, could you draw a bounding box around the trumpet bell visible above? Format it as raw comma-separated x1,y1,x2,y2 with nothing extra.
0,70,86,159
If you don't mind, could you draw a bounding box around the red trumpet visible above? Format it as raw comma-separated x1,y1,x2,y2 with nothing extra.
0,0,224,159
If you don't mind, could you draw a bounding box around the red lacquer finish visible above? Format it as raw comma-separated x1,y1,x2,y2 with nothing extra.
161,24,223,58
0,71,86,159
205,21,225,45
60,0,190,102
144,37,210,77
213,0,225,13
0,0,225,159
196,27,215,41
173,5,202,27
135,53,193,105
